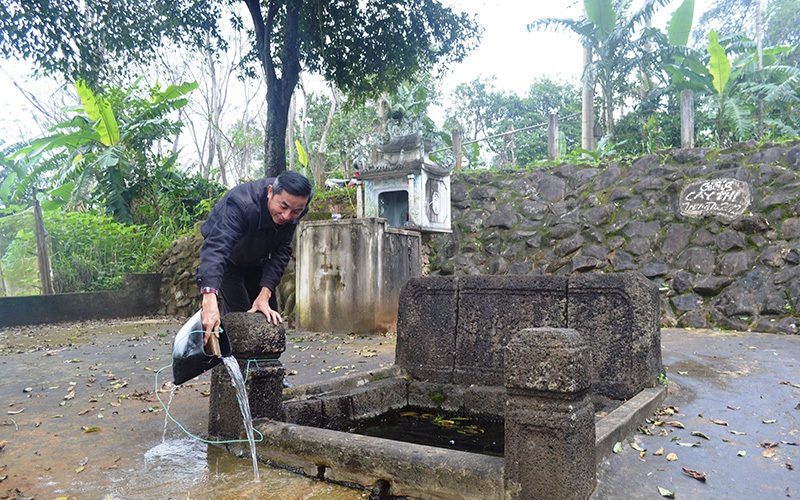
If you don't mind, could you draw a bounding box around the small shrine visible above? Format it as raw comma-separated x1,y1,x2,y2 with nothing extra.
357,133,453,233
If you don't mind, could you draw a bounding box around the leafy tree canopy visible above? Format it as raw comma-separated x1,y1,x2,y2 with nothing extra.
237,0,481,175
0,0,221,90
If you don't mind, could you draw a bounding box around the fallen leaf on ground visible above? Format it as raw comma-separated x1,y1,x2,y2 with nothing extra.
653,447,664,456
656,421,685,429
666,452,678,461
682,467,707,482
786,461,794,471
612,442,623,453
731,430,747,435
657,486,675,498
0,440,7,451
762,419,777,424
6,409,24,415
762,448,776,458
779,381,800,389
691,431,710,440
760,441,779,449
677,441,701,448
738,450,747,456
630,442,646,452
660,405,680,415
710,419,729,426
782,441,798,446
727,405,740,410
82,426,101,433
78,408,94,416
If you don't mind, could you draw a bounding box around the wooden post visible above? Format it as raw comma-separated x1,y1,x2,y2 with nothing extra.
680,90,695,149
33,189,54,295
548,113,560,163
452,129,463,173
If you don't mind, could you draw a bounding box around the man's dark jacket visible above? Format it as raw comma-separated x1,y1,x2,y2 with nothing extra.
196,178,306,293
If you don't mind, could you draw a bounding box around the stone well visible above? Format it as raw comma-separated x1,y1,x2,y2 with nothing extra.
209,272,666,499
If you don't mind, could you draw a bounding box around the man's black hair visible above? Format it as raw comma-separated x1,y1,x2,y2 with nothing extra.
273,171,313,200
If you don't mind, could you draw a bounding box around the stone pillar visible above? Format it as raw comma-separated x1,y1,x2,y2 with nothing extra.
208,312,286,439
504,328,595,500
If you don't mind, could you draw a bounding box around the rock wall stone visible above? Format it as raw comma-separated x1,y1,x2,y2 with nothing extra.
161,140,800,334
427,140,800,334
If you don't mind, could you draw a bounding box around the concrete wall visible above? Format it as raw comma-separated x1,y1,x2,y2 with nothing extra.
295,218,421,334
0,273,162,327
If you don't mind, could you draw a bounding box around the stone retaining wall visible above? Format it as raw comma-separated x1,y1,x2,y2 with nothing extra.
427,140,800,334
160,141,800,333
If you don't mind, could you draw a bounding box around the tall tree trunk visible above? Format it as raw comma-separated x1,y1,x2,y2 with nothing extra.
265,99,291,177
756,0,764,138
310,86,338,188
287,93,296,172
33,189,54,295
245,0,302,178
680,90,695,149
581,43,595,152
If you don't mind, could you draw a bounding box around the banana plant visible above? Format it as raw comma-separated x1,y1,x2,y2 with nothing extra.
5,79,197,222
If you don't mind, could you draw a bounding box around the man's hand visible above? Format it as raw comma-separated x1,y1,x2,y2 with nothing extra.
201,293,221,346
248,287,283,324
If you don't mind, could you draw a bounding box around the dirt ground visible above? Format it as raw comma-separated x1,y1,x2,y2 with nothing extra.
1,317,798,499
0,316,395,500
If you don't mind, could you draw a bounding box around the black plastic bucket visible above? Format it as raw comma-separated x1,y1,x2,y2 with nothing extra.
171,309,232,385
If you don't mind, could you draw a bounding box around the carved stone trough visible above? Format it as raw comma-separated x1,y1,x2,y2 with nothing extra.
209,272,666,499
